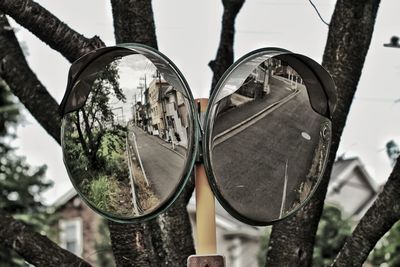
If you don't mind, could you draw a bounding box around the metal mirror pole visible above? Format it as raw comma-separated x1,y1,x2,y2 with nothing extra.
187,99,225,267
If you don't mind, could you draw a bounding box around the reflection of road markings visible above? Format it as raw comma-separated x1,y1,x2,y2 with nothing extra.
126,138,140,215
131,132,149,186
213,90,300,147
279,159,289,219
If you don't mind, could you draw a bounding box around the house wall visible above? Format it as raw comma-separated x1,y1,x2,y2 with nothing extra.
327,168,374,217
55,196,102,266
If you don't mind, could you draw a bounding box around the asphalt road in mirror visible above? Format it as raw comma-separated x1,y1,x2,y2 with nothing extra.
128,125,185,201
211,76,323,222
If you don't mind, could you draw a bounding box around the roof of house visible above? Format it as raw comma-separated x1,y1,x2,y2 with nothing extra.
52,187,78,210
330,156,379,193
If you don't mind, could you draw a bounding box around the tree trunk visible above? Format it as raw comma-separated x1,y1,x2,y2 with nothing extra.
0,212,92,267
110,0,158,49
266,0,381,266
108,222,155,267
109,1,196,266
158,177,196,266
209,0,245,92
0,0,104,62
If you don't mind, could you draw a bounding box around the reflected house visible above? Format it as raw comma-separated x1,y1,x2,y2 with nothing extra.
236,58,304,101
160,86,189,148
144,87,151,133
133,101,147,129
148,76,169,138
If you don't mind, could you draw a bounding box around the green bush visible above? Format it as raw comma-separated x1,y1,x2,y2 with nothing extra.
88,175,120,211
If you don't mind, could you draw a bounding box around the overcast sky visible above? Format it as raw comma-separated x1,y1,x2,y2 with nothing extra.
10,0,400,204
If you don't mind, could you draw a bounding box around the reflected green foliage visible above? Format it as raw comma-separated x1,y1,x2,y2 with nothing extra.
63,61,137,217
369,221,400,267
88,175,121,212
313,205,351,267
0,80,52,266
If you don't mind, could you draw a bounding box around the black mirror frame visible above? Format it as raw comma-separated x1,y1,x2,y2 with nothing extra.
202,47,336,226
60,44,337,225
60,43,199,223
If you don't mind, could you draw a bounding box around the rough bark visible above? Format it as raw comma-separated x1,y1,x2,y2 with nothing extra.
209,0,245,92
0,212,92,267
332,158,400,266
158,176,196,266
0,13,61,143
266,0,381,266
109,1,196,266
0,0,104,62
110,0,158,48
108,222,154,267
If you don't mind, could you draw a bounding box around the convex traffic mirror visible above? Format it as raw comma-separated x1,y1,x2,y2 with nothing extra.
60,44,336,225
203,49,336,225
60,45,197,222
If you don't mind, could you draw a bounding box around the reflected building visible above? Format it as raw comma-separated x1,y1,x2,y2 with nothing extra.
160,86,189,148
138,73,189,149
148,76,168,138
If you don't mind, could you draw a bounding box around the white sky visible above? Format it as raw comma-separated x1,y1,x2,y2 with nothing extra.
10,0,400,204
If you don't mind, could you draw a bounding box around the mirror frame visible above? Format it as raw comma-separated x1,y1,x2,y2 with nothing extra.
202,47,336,226
59,43,199,223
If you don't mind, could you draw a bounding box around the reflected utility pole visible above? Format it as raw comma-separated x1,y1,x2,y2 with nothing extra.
138,74,147,103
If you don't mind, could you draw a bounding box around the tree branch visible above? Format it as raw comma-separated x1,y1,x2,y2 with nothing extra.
0,211,92,267
0,13,61,143
0,0,104,62
110,0,158,48
266,0,381,266
209,0,245,92
332,158,400,266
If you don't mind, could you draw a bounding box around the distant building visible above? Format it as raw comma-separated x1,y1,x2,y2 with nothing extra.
51,188,262,266
51,157,378,266
51,189,104,266
326,157,380,220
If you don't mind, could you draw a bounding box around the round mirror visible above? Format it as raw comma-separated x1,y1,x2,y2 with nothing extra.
204,48,336,225
60,44,197,222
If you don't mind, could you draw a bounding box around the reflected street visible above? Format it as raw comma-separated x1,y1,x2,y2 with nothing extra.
128,124,185,201
211,74,327,222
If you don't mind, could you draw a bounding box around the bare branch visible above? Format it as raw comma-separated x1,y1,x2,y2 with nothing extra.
266,0,381,266
332,158,400,266
110,0,158,48
0,0,104,62
0,212,92,267
209,0,245,92
0,13,61,143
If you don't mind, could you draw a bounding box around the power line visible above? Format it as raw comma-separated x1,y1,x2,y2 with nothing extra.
308,0,330,26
